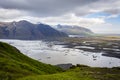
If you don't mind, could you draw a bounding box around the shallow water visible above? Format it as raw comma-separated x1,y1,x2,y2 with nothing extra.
0,39,120,67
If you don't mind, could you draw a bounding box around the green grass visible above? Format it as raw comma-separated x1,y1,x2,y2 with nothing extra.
19,67,120,80
0,42,62,80
18,67,94,80
0,42,120,80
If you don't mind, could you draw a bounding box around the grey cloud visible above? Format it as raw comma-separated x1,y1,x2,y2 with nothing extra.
0,0,29,9
0,0,99,17
0,0,120,18
104,8,120,15
74,0,120,17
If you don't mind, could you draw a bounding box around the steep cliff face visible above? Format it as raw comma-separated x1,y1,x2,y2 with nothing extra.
0,20,68,40
36,24,68,38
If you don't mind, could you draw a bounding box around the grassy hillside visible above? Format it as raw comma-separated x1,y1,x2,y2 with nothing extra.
19,65,120,80
0,42,120,80
0,42,62,80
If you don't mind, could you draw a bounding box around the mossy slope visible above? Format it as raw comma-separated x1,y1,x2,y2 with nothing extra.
0,42,62,80
19,66,120,80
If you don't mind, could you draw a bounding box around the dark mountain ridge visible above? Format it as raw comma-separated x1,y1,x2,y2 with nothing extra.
0,20,68,40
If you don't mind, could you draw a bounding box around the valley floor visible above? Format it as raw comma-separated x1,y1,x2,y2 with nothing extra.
0,36,120,80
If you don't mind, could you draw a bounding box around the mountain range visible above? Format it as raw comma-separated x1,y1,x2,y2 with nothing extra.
0,20,68,40
0,20,94,40
54,24,93,37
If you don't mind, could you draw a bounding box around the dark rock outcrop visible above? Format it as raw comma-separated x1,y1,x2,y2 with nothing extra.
56,63,73,70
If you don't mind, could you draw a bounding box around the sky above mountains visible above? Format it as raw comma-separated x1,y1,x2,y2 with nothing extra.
0,0,120,34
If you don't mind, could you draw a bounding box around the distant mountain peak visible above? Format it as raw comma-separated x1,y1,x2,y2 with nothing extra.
18,20,32,24
18,20,29,22
0,20,68,40
54,24,94,37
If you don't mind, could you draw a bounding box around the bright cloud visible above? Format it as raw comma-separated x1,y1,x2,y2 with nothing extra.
0,0,120,34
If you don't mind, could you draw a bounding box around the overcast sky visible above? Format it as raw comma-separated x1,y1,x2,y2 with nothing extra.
0,0,120,34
